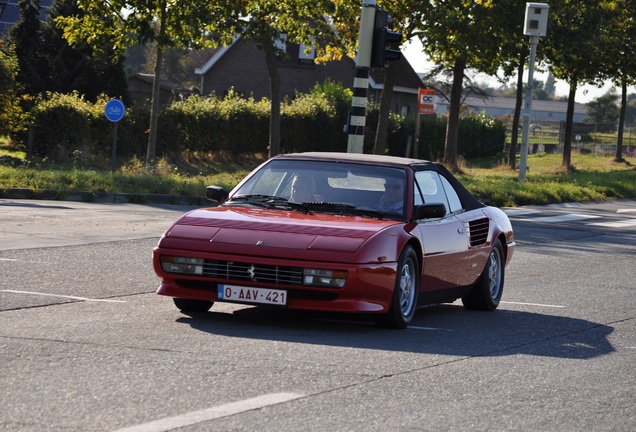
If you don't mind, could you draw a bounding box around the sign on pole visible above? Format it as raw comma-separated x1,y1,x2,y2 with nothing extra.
104,99,126,172
418,88,436,115
105,98,125,123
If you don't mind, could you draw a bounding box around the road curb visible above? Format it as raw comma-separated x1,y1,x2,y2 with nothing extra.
0,187,206,206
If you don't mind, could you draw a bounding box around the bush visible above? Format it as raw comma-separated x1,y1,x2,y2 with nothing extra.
29,92,111,163
20,82,507,164
365,112,506,161
281,92,345,153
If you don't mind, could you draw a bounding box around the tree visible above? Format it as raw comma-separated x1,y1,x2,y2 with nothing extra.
56,1,238,165
587,90,620,124
543,0,608,169
212,1,343,158
414,1,506,171
9,0,48,98
41,0,129,103
597,0,636,162
0,42,23,138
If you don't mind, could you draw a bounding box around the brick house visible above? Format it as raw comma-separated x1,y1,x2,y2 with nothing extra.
194,36,425,115
127,73,192,106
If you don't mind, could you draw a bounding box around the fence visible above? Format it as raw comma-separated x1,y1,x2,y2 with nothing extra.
505,121,636,157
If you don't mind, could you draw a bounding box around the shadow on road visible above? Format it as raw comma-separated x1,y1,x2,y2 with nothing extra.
176,304,614,360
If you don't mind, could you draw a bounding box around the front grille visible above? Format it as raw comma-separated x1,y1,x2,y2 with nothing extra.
203,260,303,285
468,218,490,247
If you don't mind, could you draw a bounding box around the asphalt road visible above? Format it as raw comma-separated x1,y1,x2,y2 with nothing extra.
1,198,635,431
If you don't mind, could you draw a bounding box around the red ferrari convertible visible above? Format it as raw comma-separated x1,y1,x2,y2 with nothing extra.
153,152,515,328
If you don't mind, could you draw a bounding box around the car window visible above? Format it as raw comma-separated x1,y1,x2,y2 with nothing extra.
414,171,450,214
235,169,288,196
439,174,464,213
233,159,406,216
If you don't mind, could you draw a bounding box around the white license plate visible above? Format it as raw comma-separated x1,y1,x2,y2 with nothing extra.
217,284,287,306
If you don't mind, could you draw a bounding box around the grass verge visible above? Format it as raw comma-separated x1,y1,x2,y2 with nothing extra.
1,144,635,208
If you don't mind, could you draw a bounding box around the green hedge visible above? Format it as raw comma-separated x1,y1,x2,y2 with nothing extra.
365,106,506,160
19,88,506,164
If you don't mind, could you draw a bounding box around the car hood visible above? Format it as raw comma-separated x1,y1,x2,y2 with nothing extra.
158,206,402,262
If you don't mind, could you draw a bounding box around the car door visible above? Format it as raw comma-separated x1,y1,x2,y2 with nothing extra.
413,171,470,290
437,172,492,286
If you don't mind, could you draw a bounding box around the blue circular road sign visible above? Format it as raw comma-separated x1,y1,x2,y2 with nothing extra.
105,98,126,122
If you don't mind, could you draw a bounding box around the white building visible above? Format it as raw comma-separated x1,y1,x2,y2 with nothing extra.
435,95,588,123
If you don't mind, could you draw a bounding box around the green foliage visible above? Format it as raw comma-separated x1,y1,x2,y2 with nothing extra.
29,92,110,162
0,43,24,137
587,90,620,124
364,107,505,161
281,92,345,153
18,78,506,165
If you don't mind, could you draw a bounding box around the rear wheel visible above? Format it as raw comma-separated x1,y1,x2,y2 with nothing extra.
462,239,504,311
173,298,214,313
375,246,419,329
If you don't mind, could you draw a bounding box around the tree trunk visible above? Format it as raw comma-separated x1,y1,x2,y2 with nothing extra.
146,45,163,166
373,61,397,155
145,0,167,166
444,57,465,171
265,48,281,158
509,56,526,170
562,77,578,170
615,80,626,162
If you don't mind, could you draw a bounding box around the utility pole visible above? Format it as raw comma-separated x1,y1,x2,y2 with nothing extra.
519,3,549,182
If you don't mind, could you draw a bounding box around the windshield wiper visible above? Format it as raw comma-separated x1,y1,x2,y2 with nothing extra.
225,195,310,212
303,202,384,219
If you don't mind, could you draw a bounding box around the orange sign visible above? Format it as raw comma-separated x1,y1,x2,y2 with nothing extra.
418,88,436,115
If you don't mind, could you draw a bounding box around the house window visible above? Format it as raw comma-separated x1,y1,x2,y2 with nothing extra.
299,42,315,62
401,105,409,116
274,34,287,54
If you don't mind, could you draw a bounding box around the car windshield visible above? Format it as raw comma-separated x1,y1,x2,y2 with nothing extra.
229,159,407,218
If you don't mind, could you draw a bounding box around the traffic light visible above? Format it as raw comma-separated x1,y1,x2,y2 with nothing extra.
370,9,403,68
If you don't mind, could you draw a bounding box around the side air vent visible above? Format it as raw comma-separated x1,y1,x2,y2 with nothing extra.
468,218,490,247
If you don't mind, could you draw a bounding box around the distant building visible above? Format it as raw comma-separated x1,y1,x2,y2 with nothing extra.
435,95,588,123
0,0,54,37
127,73,192,106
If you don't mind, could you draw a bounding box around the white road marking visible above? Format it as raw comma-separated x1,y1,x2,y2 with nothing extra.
0,289,126,303
589,219,636,228
503,208,540,217
113,392,305,432
617,209,636,213
501,301,565,308
516,213,600,223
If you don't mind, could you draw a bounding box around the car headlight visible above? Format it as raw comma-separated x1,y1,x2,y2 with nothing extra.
161,256,204,275
303,269,347,288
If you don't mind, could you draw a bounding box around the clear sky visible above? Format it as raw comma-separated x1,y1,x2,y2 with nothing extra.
402,39,634,104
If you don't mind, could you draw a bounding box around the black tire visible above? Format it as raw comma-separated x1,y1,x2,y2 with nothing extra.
173,298,214,313
375,246,419,329
462,239,504,311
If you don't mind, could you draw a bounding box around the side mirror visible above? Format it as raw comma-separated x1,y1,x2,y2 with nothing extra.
205,186,229,202
413,203,446,219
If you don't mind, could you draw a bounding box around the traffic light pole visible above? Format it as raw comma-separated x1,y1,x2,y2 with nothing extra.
347,0,376,153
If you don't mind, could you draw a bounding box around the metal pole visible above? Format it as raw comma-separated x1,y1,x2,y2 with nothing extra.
519,35,538,182
112,122,118,173
347,0,376,153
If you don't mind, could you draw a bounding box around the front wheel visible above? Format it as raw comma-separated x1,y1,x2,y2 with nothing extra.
462,239,504,311
375,246,419,329
173,298,214,313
